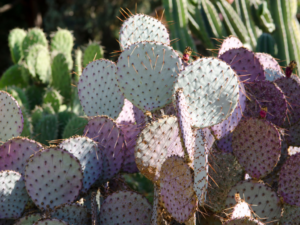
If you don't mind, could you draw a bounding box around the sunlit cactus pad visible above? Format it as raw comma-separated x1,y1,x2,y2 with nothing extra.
218,36,243,56
119,14,170,50
99,190,152,224
0,91,23,142
175,57,239,128
116,98,144,125
78,59,124,119
14,213,42,225
51,203,90,225
160,156,197,223
232,117,281,179
135,116,183,182
116,41,182,112
84,116,125,182
219,47,265,82
278,152,300,206
225,180,281,223
264,68,284,82
255,52,281,71
24,147,83,211
59,136,101,193
0,137,42,176
0,170,29,219
33,219,69,225
231,201,252,219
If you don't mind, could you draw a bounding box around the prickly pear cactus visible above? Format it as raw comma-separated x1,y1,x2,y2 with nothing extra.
218,36,243,56
0,64,28,89
14,213,42,225
24,147,83,211
116,41,182,112
50,28,74,54
255,53,281,71
43,88,63,113
99,190,152,224
78,59,124,119
264,68,285,82
119,14,170,50
8,28,26,63
22,28,48,58
0,170,29,219
62,116,88,139
33,219,69,225
82,42,104,68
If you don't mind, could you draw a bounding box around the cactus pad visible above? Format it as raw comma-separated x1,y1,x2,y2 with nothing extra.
35,114,58,145
22,28,47,58
225,180,281,223
50,29,74,54
0,170,29,219
218,36,243,57
99,190,152,224
116,41,182,112
0,91,23,142
51,203,89,225
24,147,83,211
215,133,233,153
264,68,285,82
43,88,63,113
59,136,101,193
14,213,42,225
219,47,265,82
119,14,170,50
62,116,88,139
278,152,300,206
160,156,197,223
175,57,239,128
0,64,28,88
84,116,125,182
255,53,281,71
78,59,124,119
116,98,144,125
275,77,300,127
224,218,264,225
232,117,281,179
231,201,252,219
82,42,104,68
0,137,42,176
135,116,184,182
8,28,26,63
245,80,287,126
33,219,68,225
280,204,300,224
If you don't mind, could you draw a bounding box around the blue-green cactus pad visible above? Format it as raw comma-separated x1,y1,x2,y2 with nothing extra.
14,213,42,225
33,219,69,225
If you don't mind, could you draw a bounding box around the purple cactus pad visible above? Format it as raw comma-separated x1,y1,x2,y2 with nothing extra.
218,36,243,57
255,53,281,71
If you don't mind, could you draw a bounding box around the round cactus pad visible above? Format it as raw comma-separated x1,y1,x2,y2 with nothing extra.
99,190,152,224
225,180,281,223
135,116,184,182
255,53,281,71
224,218,264,225
193,129,209,206
210,78,246,139
160,156,197,223
14,213,42,225
218,36,243,57
50,29,74,54
116,41,182,112
0,137,42,176
24,147,83,211
59,136,101,193
245,80,287,126
119,14,170,50
278,153,300,206
33,219,69,225
78,59,124,119
175,88,195,161
51,203,89,225
219,47,265,82
175,57,239,128
275,77,300,127
0,170,29,219
84,116,125,182
232,117,281,179
0,91,23,142
264,68,284,82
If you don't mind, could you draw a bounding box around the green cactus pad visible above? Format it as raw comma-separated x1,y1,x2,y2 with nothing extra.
99,190,152,224
82,42,104,68
232,117,281,179
135,116,184,182
14,213,42,225
6,86,30,113
25,86,45,110
26,44,51,83
20,107,32,138
160,156,197,223
34,114,58,145
62,116,88,139
0,91,23,142
0,64,28,88
33,219,69,225
207,150,244,213
8,28,26,63
74,48,82,79
43,88,63,113
50,29,74,54
57,111,75,138
119,14,170,50
117,41,182,112
225,180,282,223
59,136,101,193
175,57,239,128
25,147,83,211
218,36,243,57
78,59,124,119
22,28,47,58
51,52,72,103
0,170,29,219
50,203,89,225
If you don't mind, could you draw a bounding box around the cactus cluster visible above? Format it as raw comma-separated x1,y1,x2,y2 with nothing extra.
2,4,300,225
